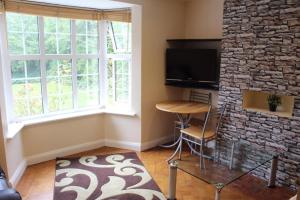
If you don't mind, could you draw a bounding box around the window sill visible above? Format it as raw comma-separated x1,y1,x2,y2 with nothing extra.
6,108,136,139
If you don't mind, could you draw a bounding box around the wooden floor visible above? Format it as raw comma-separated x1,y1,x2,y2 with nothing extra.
16,146,296,200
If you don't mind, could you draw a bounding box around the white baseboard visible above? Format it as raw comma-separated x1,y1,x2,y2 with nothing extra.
105,139,140,151
25,135,173,166
8,136,172,186
9,159,27,188
140,135,173,151
26,139,105,165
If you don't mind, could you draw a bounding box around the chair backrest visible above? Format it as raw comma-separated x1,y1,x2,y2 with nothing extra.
201,103,227,139
189,90,212,105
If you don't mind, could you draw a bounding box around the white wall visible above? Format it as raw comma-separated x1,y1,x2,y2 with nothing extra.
115,0,186,144
5,134,24,186
140,0,186,143
182,0,225,107
184,0,224,39
22,115,105,157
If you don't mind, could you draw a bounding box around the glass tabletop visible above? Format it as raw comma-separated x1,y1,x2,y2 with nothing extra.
171,137,280,189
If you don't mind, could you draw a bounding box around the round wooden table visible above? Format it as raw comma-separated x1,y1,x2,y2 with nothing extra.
156,100,209,114
156,100,210,161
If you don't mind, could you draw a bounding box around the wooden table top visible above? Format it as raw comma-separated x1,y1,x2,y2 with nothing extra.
156,100,209,114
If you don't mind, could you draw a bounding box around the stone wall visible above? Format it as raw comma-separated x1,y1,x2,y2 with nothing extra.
219,0,299,188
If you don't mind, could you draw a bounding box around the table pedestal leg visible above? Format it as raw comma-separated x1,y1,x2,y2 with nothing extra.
268,155,278,187
168,161,177,200
214,183,223,200
215,190,221,200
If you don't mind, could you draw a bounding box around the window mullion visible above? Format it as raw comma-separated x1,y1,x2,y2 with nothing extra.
39,16,49,114
71,20,78,109
99,20,107,107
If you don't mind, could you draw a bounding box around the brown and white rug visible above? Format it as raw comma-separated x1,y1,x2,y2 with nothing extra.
54,152,166,200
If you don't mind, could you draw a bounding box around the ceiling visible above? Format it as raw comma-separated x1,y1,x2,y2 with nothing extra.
27,0,133,9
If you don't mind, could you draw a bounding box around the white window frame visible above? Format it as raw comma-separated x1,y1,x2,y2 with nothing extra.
0,12,132,124
106,21,132,108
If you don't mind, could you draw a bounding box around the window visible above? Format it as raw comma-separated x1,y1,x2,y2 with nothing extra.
107,21,131,105
3,12,132,121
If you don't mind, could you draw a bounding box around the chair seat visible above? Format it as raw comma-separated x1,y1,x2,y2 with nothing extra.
180,125,216,140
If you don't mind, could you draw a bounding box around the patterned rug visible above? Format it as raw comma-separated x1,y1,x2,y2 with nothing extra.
54,152,167,200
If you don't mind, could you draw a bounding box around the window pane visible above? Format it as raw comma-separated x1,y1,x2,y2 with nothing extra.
44,17,56,33
87,21,97,35
58,19,71,34
6,13,22,32
44,17,71,54
44,33,56,54
76,59,99,108
76,35,86,54
11,60,25,79
7,33,23,55
58,34,71,54
23,15,39,33
11,60,43,117
76,20,98,54
28,97,43,115
76,20,86,34
115,60,129,103
107,21,131,54
46,60,73,112
106,58,114,104
87,36,98,54
6,12,39,55
25,33,39,55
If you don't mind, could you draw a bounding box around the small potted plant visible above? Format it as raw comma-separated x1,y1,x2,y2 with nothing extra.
267,94,281,112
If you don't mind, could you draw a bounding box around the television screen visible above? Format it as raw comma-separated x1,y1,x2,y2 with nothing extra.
166,48,218,83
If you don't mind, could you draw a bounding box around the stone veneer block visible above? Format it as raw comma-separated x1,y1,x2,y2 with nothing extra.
220,0,300,189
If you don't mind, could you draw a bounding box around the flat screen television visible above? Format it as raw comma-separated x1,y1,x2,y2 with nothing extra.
165,48,219,90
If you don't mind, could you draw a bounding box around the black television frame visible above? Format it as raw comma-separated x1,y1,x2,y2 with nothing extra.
165,39,221,90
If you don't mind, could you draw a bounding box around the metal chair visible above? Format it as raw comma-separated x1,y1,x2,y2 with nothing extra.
179,103,227,169
172,90,212,141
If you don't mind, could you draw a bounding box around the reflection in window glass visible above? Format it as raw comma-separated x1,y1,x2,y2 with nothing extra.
46,60,73,112
44,17,71,54
11,60,43,117
77,59,99,108
6,12,39,55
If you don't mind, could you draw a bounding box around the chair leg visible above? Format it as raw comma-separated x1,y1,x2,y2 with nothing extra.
179,137,182,160
199,141,206,170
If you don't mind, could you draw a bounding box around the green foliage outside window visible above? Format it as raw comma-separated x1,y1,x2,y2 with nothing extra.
6,12,132,118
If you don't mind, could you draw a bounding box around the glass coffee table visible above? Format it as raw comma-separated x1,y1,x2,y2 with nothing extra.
167,137,281,200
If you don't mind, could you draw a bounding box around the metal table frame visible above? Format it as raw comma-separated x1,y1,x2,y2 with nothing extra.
167,154,279,200
160,113,192,161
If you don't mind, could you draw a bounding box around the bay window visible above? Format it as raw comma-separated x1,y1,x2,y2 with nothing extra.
1,11,132,122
